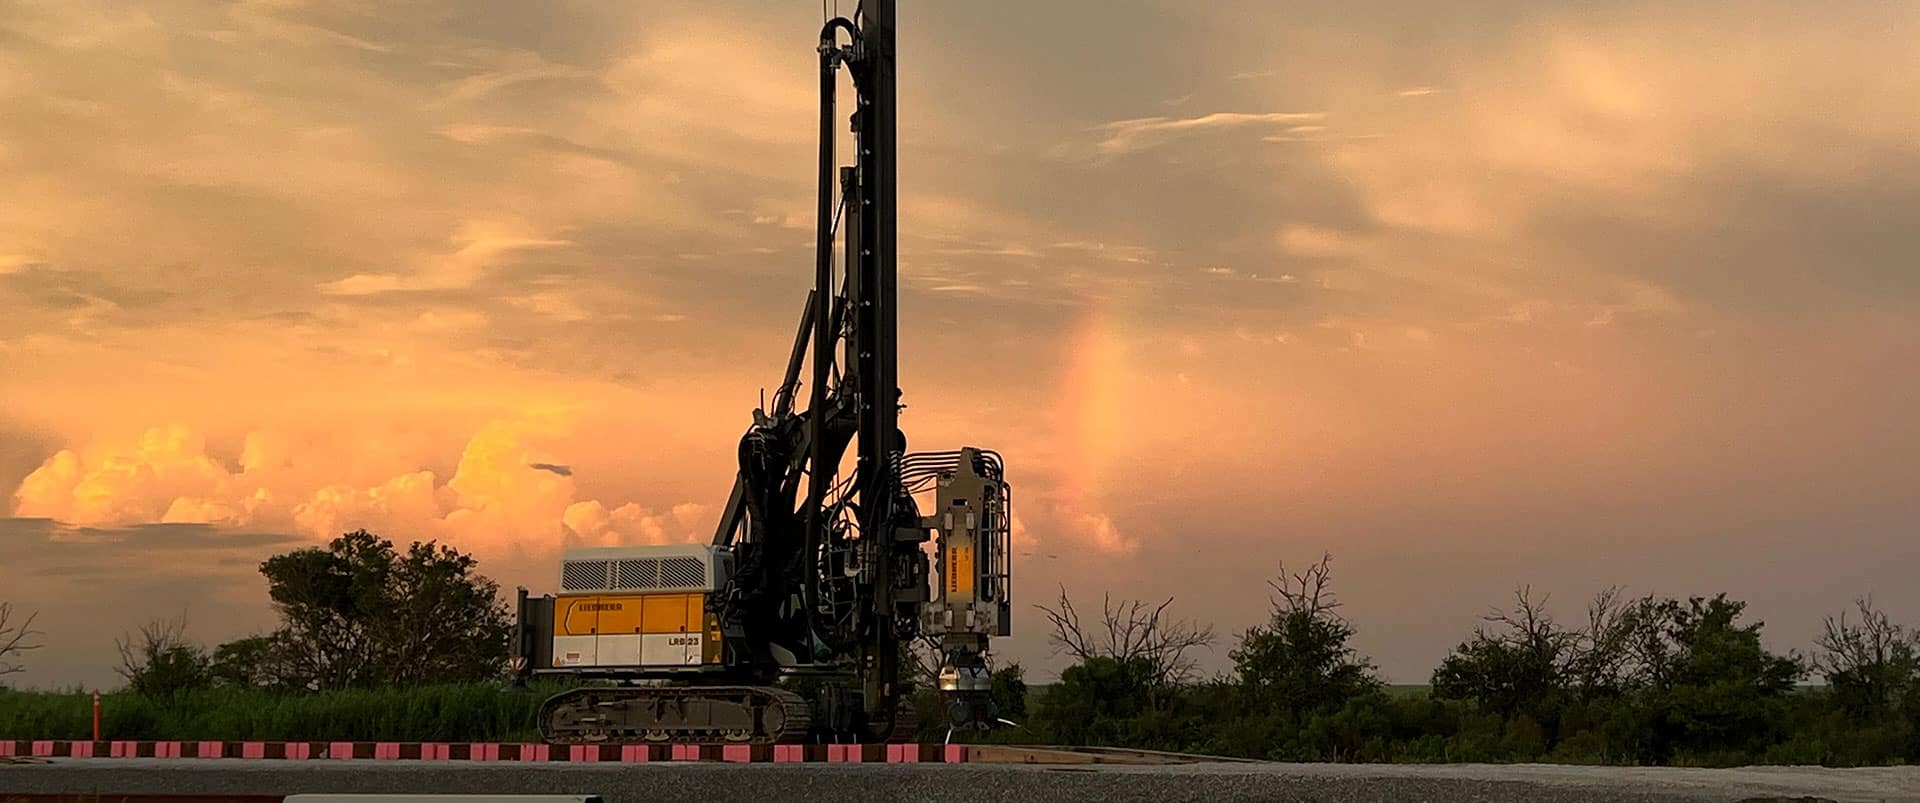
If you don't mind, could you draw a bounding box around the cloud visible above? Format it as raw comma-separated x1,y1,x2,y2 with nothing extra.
11,418,706,560
562,499,710,547
1092,111,1328,154
316,220,574,296
425,49,594,109
12,426,239,526
1275,224,1357,258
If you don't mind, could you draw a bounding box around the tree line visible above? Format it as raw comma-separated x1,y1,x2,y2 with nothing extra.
4,535,1918,766
1,530,515,699
1007,554,1920,766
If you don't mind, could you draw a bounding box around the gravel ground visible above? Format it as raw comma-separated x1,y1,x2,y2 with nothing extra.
3,758,1917,803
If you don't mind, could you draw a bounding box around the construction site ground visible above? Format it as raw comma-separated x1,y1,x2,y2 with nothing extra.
4,755,1918,803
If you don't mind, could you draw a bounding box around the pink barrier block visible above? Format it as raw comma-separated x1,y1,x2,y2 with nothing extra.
111,741,137,758
670,743,699,761
828,744,874,763
329,742,354,760
773,744,804,763
943,744,967,763
31,741,55,757
722,744,752,763
374,742,401,760
0,741,16,757
887,744,923,763
619,744,651,763
155,741,183,758
286,743,312,760
68,741,93,758
567,744,599,762
241,742,265,759
422,743,450,760
197,741,223,759
469,743,500,761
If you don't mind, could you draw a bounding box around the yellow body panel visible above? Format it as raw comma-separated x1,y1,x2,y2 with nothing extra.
642,594,689,633
946,544,976,597
593,597,643,634
703,611,723,664
554,593,706,636
554,596,604,636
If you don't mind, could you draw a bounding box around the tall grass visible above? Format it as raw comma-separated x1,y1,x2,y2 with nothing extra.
0,683,575,742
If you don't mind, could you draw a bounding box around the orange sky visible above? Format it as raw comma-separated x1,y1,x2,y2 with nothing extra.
3,0,1919,689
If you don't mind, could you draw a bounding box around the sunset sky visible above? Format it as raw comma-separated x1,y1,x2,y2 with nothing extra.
3,0,1918,690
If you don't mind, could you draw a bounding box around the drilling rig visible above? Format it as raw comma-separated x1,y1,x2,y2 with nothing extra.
512,0,1013,744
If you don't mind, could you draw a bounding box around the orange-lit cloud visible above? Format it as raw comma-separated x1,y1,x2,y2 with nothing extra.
14,418,708,560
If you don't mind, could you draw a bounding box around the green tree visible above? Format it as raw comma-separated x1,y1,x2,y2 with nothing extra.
1036,655,1189,748
208,636,287,689
115,614,212,698
1231,554,1381,723
1031,589,1214,748
1036,587,1214,711
991,662,1028,721
1627,594,1804,763
254,529,514,690
1432,587,1575,729
1813,597,1919,719
1565,586,1642,700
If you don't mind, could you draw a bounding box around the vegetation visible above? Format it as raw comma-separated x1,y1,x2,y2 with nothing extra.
255,529,515,690
0,683,557,742
0,603,38,681
108,530,514,697
978,554,1920,766
5,538,1918,767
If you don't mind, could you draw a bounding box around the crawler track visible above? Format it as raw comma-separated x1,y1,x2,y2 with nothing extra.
538,685,812,745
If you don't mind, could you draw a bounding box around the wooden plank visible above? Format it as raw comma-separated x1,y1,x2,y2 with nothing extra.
963,744,1247,765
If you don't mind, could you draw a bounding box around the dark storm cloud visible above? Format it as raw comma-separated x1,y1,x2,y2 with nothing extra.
0,517,300,689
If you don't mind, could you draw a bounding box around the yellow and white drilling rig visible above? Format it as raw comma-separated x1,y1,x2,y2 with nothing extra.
511,0,1013,745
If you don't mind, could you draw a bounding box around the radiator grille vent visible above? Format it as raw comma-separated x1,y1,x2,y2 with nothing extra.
659,557,705,589
560,560,609,592
558,548,722,593
615,559,658,589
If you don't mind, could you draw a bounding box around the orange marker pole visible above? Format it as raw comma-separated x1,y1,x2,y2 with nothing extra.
92,689,101,742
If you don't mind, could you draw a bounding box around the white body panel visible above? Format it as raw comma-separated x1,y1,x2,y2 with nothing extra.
598,634,644,666
551,635,596,668
555,634,703,668
642,633,702,665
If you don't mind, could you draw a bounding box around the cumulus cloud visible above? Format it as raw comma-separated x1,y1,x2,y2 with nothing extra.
562,500,712,547
11,419,705,560
1065,510,1135,556
13,426,238,526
